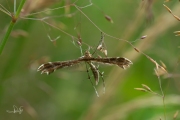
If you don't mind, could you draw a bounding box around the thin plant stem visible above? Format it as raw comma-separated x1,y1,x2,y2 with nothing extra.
74,5,103,32
14,0,16,14
157,74,166,120
163,97,166,120
24,5,68,17
157,75,164,97
0,0,26,55
0,4,11,16
0,7,11,16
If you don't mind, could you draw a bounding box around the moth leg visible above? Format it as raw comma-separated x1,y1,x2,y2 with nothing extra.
96,65,105,94
85,62,99,97
88,62,99,85
99,71,105,94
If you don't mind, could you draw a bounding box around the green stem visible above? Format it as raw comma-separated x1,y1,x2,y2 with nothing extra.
15,0,26,18
0,21,14,54
0,0,26,55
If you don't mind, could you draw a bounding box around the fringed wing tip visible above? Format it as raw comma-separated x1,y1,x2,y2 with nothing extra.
124,58,133,64
40,69,54,75
37,64,53,75
37,64,44,71
119,57,133,69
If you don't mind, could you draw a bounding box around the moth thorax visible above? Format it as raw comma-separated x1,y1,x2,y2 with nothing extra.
84,51,92,58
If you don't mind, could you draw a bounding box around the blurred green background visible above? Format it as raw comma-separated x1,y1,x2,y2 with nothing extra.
0,0,180,120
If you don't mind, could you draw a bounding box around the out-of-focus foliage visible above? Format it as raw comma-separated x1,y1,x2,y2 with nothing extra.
0,0,180,120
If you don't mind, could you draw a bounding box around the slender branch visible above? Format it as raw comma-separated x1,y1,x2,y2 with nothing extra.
0,4,11,16
74,5,103,32
0,0,26,55
0,7,11,16
14,0,16,14
24,5,68,17
157,74,166,120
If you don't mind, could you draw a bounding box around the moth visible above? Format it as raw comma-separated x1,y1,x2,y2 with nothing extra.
37,51,132,96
